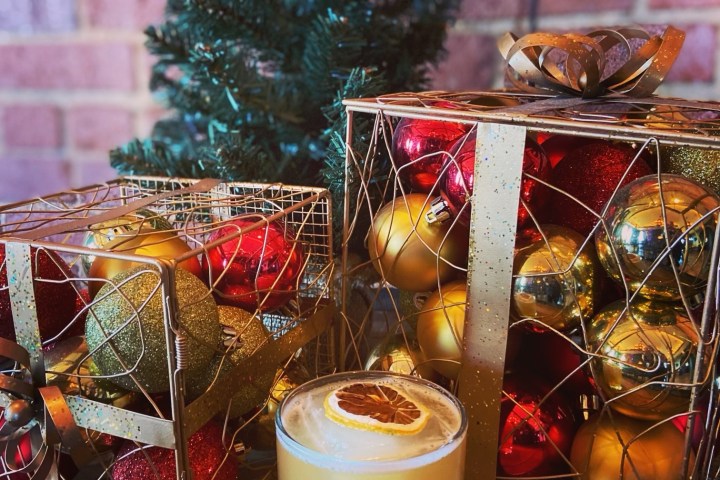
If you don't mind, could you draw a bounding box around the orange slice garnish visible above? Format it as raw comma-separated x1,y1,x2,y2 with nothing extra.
324,382,429,435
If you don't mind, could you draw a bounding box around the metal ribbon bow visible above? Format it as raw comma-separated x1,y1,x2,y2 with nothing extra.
497,26,686,98
0,337,94,479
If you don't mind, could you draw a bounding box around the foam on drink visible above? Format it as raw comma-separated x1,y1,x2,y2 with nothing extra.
279,373,464,466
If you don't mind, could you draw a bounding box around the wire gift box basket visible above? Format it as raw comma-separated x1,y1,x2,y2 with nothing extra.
0,176,334,479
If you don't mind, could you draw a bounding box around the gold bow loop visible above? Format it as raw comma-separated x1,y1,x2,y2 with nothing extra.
497,26,685,98
0,337,95,479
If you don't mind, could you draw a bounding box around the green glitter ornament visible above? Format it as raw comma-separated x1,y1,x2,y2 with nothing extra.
661,145,720,195
187,306,274,418
85,265,221,393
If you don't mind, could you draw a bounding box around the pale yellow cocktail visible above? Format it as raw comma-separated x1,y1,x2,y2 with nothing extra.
275,371,467,480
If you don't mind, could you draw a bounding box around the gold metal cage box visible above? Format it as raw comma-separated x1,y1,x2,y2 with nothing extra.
340,91,720,479
0,176,334,479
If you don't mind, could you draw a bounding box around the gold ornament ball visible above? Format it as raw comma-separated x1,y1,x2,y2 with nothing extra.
570,412,694,479
596,174,720,301
85,265,220,393
364,332,437,381
416,280,466,379
87,230,202,298
661,145,720,195
187,306,274,418
368,194,469,292
81,209,173,274
588,299,704,421
266,359,312,417
512,225,598,332
44,336,136,409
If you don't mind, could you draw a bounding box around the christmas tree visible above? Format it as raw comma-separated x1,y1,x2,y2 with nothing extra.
110,0,459,226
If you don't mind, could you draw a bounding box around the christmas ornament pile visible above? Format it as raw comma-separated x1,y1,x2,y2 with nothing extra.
361,114,720,478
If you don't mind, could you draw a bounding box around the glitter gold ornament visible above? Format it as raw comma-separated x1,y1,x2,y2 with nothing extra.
187,306,274,418
85,265,220,393
416,280,466,379
596,174,720,301
661,145,720,195
588,299,704,421
570,412,694,479
511,225,598,333
364,332,437,380
368,194,468,292
81,209,173,273
87,230,202,298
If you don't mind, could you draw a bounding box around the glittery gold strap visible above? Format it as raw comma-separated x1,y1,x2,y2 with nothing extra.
497,26,685,98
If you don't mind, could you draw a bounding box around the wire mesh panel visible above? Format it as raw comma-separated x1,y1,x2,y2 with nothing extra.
341,91,720,479
0,176,334,479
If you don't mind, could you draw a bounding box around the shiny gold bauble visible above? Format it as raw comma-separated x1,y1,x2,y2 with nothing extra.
81,209,173,274
87,230,202,298
661,145,720,195
364,332,437,380
588,299,704,420
85,265,220,393
266,359,312,417
44,336,136,409
570,412,694,479
416,280,466,379
512,225,598,332
368,194,469,292
596,174,720,301
187,306,274,418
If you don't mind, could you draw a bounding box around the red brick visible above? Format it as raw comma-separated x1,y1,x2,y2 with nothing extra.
71,158,118,187
651,0,720,7
430,34,499,91
33,0,77,32
666,24,716,82
3,105,62,148
0,156,70,202
0,0,33,32
0,43,134,91
84,0,165,30
461,0,632,19
67,106,134,151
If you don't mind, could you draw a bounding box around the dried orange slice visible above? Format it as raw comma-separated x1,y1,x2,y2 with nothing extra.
324,382,429,435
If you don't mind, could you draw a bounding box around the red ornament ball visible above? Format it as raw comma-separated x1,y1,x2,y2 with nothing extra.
548,140,653,236
443,133,551,227
498,374,577,477
112,421,237,480
0,244,77,342
538,134,588,167
0,408,33,480
203,217,305,312
391,117,471,192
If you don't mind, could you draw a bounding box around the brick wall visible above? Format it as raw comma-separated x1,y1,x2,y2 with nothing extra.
0,0,718,203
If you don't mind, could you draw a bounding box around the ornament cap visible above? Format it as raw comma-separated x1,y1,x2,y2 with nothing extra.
425,197,452,224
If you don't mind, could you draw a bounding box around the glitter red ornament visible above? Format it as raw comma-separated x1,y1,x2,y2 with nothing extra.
433,133,551,227
203,217,305,312
498,374,577,477
0,244,77,342
537,134,588,167
391,117,471,192
111,421,237,480
547,140,653,236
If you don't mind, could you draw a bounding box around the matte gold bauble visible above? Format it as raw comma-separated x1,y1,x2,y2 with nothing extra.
85,265,220,393
416,280,466,379
187,306,274,418
596,174,720,301
368,194,468,292
364,332,437,380
81,209,173,273
512,225,598,332
44,336,136,409
87,230,202,298
588,299,704,420
570,412,694,479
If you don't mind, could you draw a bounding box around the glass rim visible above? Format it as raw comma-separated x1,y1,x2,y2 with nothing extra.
275,370,468,470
